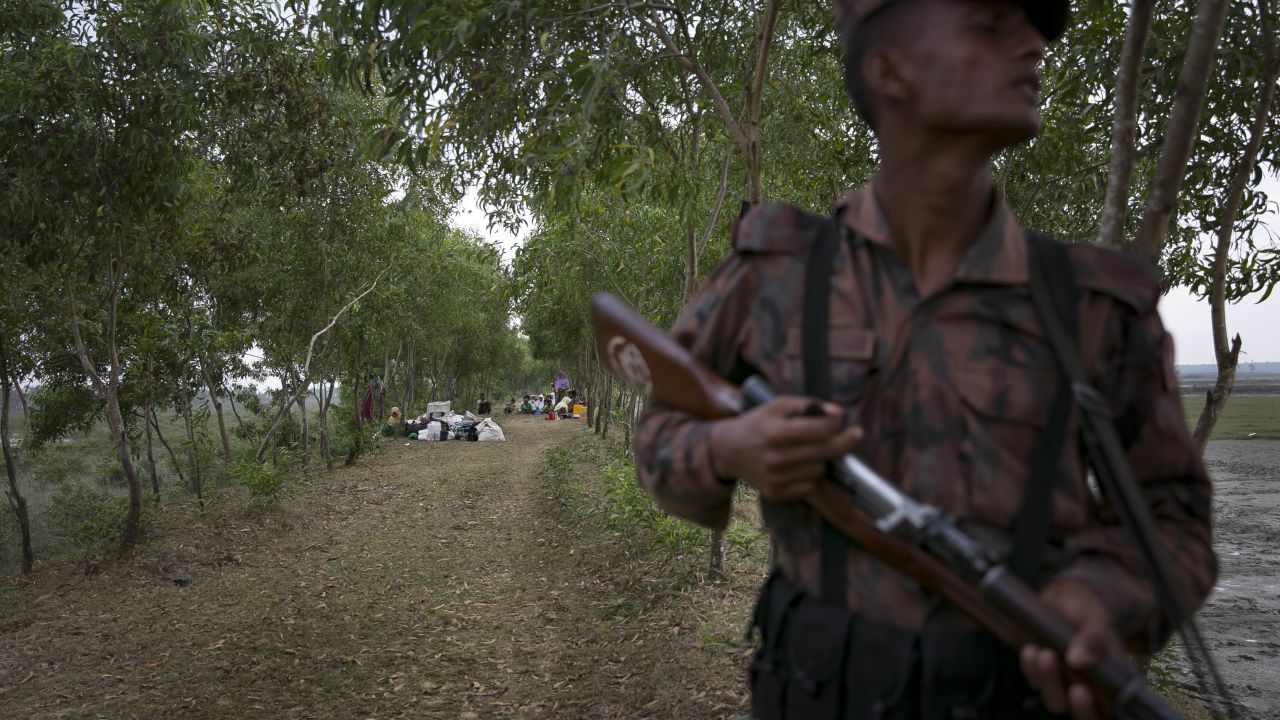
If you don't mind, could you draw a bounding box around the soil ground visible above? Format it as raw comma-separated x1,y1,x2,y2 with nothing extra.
1,418,1277,719
1163,440,1280,719
0,416,762,719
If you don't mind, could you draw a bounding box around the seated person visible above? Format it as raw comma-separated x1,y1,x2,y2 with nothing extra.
504,398,516,414
531,396,544,414
553,391,575,415
519,395,533,413
476,395,493,415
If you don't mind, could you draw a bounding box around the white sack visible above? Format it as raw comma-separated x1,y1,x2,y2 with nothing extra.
476,418,505,442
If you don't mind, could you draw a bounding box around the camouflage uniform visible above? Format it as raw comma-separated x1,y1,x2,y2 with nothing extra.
633,187,1215,660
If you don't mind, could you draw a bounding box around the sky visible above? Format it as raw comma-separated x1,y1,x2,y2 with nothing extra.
454,184,1279,367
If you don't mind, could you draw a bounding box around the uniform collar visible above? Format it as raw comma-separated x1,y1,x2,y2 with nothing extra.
836,184,1029,286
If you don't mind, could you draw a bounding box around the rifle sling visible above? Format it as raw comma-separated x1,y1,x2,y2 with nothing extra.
1010,235,1079,588
804,216,846,606
1024,232,1188,632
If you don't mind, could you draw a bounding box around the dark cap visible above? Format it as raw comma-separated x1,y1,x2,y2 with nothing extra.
834,0,1071,42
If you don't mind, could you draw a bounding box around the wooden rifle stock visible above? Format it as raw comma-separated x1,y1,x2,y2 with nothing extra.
589,292,1026,647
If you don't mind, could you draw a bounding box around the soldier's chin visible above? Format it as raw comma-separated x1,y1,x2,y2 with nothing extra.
981,114,1041,149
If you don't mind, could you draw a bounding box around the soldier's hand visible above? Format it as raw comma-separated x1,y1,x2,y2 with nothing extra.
1020,581,1119,720
708,395,862,501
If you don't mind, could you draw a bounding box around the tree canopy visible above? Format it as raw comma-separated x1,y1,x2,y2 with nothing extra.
2,0,1277,571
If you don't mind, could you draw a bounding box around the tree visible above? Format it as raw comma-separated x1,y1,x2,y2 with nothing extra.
1191,0,1280,451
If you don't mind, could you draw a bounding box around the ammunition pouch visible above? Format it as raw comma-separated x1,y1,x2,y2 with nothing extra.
748,571,1062,720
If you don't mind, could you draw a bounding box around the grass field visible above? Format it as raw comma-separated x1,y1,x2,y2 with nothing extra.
1182,395,1280,440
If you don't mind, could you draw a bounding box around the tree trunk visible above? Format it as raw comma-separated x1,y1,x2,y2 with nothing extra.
1192,0,1279,453
0,370,33,573
593,366,605,435
105,392,143,552
743,0,781,205
402,344,415,415
65,252,143,552
382,348,390,419
143,409,160,505
687,150,733,300
1130,0,1232,264
320,377,336,471
202,360,233,466
142,354,160,504
601,374,614,438
1096,0,1155,249
356,336,366,429
224,385,247,433
150,408,185,488
622,390,634,449
708,530,726,580
295,368,310,474
178,380,204,508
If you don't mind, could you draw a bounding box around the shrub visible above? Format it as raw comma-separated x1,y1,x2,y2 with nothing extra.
46,484,150,563
601,457,706,556
330,401,382,466
26,445,87,489
97,458,127,489
230,459,288,508
0,509,20,572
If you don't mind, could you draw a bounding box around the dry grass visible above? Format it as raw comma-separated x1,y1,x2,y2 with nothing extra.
0,417,764,719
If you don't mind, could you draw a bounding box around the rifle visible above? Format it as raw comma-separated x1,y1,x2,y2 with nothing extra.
590,292,1181,720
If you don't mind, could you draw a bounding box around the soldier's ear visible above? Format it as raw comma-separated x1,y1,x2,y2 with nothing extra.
863,47,911,107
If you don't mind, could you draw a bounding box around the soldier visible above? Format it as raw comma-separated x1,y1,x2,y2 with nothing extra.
632,1,1216,718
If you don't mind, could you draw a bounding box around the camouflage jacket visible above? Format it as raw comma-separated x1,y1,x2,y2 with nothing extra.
633,186,1216,653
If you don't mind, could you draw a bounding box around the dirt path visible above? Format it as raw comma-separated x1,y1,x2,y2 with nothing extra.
0,417,758,719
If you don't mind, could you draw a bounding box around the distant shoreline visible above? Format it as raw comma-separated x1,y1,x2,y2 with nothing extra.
1177,362,1280,375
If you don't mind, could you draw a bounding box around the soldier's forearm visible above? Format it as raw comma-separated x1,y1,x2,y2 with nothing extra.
634,407,735,529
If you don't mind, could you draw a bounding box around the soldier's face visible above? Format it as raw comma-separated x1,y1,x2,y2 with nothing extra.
897,0,1046,146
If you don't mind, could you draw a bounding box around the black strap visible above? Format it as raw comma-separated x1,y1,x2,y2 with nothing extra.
1025,231,1236,716
1009,235,1079,588
804,217,846,606
1025,231,1188,625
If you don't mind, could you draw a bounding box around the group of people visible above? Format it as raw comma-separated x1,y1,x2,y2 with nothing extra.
505,390,579,418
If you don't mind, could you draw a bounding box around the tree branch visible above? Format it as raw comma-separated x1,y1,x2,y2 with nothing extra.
12,372,32,457
643,4,748,154
1192,0,1280,453
743,0,782,204
1096,0,1155,248
65,278,106,395
255,266,389,462
697,147,733,257
1131,0,1231,263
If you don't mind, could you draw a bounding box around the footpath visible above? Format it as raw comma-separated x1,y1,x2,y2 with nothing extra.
0,416,761,719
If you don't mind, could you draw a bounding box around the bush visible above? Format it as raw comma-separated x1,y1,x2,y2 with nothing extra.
230,459,288,508
76,496,141,559
601,457,707,556
26,445,88,489
97,457,127,489
46,484,149,563
0,508,20,572
330,401,382,466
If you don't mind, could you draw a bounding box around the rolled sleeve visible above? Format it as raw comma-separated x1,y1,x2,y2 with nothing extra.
631,255,755,530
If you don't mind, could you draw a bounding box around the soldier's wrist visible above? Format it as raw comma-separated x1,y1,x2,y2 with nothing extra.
707,419,739,483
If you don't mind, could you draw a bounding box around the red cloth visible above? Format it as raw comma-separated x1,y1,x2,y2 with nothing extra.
360,386,375,422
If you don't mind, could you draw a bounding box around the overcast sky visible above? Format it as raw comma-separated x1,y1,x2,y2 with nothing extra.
455,182,1280,367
